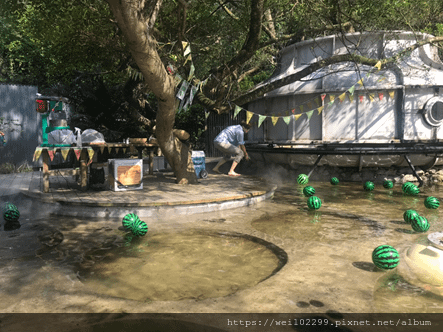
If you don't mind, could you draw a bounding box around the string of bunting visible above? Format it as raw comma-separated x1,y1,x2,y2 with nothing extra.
228,60,396,127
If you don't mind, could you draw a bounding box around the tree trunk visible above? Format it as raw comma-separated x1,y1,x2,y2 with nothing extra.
107,0,197,184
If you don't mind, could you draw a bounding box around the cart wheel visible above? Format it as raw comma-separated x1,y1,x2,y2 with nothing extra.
200,169,208,179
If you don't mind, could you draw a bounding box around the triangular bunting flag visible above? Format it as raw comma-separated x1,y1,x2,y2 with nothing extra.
205,111,210,119
271,116,279,126
47,150,55,162
115,148,120,154
315,97,321,107
258,115,266,128
338,93,346,102
359,95,364,103
108,147,112,154
306,110,314,120
294,114,302,121
389,91,395,99
329,95,335,103
74,149,81,160
100,146,105,154
233,105,242,118
369,93,374,102
246,111,253,124
88,148,94,161
374,61,382,71
61,148,69,161
122,148,127,154
348,85,355,96
33,148,42,161
349,94,354,103
283,116,291,125
321,94,326,101
357,78,364,86
378,92,384,101
299,105,304,112
317,105,324,114
291,109,296,114
307,101,312,110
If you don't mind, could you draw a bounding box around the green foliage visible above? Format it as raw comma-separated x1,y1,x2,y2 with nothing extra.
175,104,206,150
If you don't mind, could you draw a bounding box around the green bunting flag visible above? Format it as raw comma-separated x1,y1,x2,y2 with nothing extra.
233,105,242,118
283,116,291,125
306,110,314,120
258,114,266,127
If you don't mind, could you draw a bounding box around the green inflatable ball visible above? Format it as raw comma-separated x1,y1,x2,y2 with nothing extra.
303,186,316,197
363,181,375,191
403,209,419,224
383,180,394,189
297,174,309,185
330,177,339,185
122,213,140,230
411,215,430,233
402,182,419,195
424,196,440,209
132,219,148,236
1,202,17,213
372,245,400,270
307,196,322,210
3,207,20,222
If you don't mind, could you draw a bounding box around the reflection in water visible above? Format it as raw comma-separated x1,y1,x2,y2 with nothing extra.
252,180,443,313
78,230,283,302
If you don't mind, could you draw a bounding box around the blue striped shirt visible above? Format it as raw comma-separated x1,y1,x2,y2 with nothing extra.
214,125,245,146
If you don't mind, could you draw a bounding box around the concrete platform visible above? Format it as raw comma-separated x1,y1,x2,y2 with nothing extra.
0,166,276,219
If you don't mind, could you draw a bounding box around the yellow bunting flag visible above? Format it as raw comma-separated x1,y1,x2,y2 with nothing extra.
306,110,314,120
368,93,374,102
338,92,346,102
271,116,279,126
317,105,324,114
107,147,112,154
357,78,364,86
88,148,94,161
115,148,120,154
374,61,382,71
100,146,105,154
348,85,355,96
329,95,335,103
33,148,42,161
205,111,210,119
294,114,302,121
61,148,69,161
389,91,395,99
258,115,266,128
246,111,253,124
283,116,291,125
233,105,242,118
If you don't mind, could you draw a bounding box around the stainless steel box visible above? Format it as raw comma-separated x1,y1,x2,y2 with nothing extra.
108,158,143,191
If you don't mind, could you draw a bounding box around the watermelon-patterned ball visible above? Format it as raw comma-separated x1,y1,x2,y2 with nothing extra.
402,182,419,195
307,196,322,210
297,174,309,185
330,177,339,185
403,209,419,224
372,245,400,270
424,196,440,209
122,213,140,230
363,181,375,191
303,186,316,197
1,202,17,213
410,215,430,233
132,219,148,236
3,207,20,222
383,180,394,189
